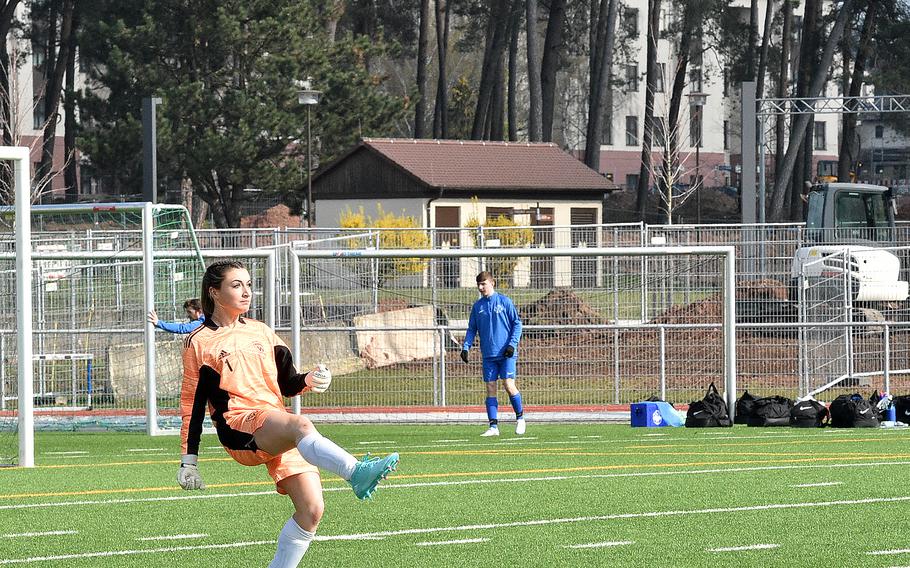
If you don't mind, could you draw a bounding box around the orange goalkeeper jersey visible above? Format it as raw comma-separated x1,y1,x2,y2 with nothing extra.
180,317,309,456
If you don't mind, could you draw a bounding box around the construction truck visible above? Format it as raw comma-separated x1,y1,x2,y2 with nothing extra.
791,182,908,305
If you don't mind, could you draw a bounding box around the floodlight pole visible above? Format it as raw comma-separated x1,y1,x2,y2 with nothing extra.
298,81,322,227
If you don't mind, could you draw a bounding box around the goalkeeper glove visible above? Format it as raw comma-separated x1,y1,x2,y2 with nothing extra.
177,454,205,490
460,350,469,363
504,345,514,358
307,364,332,393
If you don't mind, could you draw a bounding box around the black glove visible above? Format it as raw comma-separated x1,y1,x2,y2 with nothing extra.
504,345,514,358
460,350,469,363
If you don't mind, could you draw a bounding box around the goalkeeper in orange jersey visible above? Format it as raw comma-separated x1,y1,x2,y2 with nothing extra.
461,271,525,437
178,260,399,568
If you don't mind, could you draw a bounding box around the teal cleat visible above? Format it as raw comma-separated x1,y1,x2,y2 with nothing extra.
349,452,399,500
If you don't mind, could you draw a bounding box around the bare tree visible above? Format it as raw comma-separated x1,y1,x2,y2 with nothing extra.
471,0,512,140
433,0,450,138
35,0,75,193
756,0,775,99
746,0,758,79
839,1,877,181
635,0,662,218
540,0,565,142
768,0,855,221
773,0,792,201
650,100,700,224
583,0,619,171
526,0,542,141
414,0,430,138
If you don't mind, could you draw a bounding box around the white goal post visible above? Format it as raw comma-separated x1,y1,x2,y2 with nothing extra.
8,146,33,467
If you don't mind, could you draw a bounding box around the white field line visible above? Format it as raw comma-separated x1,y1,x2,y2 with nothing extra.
126,449,165,452
1,531,77,539
356,441,396,445
708,544,780,552
415,538,489,546
135,534,207,542
4,494,908,564
791,482,843,488
642,433,668,437
433,439,469,443
0,541,274,565
868,549,910,556
41,452,87,456
4,460,910,512
565,540,633,549
116,453,177,457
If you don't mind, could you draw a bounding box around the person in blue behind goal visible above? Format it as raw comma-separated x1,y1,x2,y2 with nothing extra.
147,298,205,333
461,271,525,436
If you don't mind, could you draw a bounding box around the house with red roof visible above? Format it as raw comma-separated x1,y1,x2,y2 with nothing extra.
311,138,619,286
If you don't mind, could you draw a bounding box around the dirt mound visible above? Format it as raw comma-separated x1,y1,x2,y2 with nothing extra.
737,278,789,301
241,204,301,228
521,289,610,328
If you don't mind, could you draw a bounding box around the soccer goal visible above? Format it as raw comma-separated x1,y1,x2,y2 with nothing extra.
288,245,738,416
1,176,206,465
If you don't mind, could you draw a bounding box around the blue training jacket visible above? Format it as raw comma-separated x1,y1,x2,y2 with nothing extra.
462,292,522,360
155,315,205,334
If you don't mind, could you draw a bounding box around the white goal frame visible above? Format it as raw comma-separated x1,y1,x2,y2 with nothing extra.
8,146,33,467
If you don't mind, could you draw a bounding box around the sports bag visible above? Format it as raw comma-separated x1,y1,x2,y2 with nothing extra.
893,395,910,425
790,398,830,428
734,391,757,425
685,383,732,428
829,393,879,428
747,395,793,427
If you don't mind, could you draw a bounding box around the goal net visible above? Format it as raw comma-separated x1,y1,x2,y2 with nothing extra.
0,202,204,465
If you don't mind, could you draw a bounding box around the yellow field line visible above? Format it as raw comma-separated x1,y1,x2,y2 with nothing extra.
0,454,905,500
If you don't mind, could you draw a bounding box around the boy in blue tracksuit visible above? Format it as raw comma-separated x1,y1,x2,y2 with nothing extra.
147,298,205,334
461,271,525,436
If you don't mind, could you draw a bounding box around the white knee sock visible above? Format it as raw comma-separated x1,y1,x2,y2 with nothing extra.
268,517,314,568
296,432,358,480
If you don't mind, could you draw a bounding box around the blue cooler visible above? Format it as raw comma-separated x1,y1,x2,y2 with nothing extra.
631,402,670,427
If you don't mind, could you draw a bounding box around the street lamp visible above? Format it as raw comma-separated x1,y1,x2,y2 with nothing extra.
297,79,322,227
687,91,708,224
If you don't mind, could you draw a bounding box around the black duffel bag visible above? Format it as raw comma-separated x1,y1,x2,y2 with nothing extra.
734,391,757,425
790,398,830,428
894,395,910,425
830,393,879,428
747,395,793,427
685,383,732,428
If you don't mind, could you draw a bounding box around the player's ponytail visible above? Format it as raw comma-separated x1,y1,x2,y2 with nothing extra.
200,260,246,318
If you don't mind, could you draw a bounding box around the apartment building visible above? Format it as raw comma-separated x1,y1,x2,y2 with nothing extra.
593,0,839,193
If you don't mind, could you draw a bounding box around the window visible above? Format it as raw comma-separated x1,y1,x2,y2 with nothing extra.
813,121,826,150
625,65,639,92
689,109,702,148
875,125,884,139
722,69,729,97
626,116,639,146
723,120,729,151
623,8,639,37
626,174,639,190
485,207,513,221
33,100,45,130
655,63,665,93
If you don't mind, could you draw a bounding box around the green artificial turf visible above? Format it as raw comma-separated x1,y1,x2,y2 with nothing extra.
1,424,909,567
